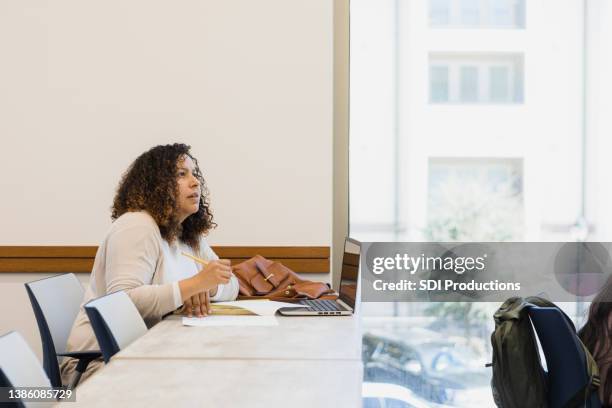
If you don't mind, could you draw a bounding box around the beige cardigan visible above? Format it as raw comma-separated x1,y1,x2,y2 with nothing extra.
60,211,237,383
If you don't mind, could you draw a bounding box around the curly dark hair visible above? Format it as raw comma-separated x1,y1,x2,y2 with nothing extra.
111,143,216,251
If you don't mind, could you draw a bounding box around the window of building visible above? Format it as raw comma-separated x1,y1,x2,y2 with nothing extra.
430,0,451,26
460,0,480,26
429,53,524,104
430,66,450,102
459,66,479,102
429,0,525,28
489,66,510,101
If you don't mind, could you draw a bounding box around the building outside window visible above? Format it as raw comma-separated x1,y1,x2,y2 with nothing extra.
351,0,610,406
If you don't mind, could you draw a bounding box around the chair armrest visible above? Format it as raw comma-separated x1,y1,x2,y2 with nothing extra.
57,350,102,360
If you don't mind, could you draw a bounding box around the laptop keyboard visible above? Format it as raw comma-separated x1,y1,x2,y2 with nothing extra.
301,299,344,312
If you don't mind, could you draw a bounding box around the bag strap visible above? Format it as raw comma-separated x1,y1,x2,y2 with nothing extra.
561,374,600,408
561,342,601,408
523,298,599,408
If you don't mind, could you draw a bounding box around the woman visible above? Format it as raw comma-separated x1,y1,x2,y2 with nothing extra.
578,275,612,407
61,143,239,384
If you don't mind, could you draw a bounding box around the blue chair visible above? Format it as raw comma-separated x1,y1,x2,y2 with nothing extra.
528,306,601,408
0,331,53,408
25,274,101,388
84,291,147,363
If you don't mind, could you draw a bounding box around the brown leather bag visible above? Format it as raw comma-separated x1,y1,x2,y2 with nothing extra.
232,255,334,299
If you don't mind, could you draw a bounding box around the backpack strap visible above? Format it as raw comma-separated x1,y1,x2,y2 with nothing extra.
524,297,601,408
561,343,601,408
561,374,600,408
525,296,577,332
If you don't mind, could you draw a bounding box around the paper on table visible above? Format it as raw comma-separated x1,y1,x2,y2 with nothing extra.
182,315,279,327
213,300,306,316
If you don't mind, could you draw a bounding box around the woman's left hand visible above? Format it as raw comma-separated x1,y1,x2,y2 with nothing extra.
183,291,211,318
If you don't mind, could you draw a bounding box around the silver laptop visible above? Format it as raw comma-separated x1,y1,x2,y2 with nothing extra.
278,237,360,316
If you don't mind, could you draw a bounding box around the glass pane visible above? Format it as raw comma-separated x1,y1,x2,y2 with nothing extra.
430,0,525,28
489,66,509,102
460,0,480,26
430,54,522,104
363,303,497,406
352,0,592,406
430,66,450,102
513,57,524,102
460,66,479,102
514,0,526,28
430,0,451,26
490,0,512,26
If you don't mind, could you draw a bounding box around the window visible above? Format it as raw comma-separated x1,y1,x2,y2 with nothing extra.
429,54,523,104
459,66,478,102
430,66,450,102
460,0,480,26
427,158,524,241
490,0,513,26
429,0,526,28
489,66,510,101
351,0,598,405
430,0,451,26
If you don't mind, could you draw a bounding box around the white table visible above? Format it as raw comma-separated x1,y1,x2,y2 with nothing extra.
114,315,362,361
57,315,363,407
61,359,362,407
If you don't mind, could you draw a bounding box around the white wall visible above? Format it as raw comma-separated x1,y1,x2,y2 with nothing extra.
0,0,332,246
0,0,335,359
0,273,91,360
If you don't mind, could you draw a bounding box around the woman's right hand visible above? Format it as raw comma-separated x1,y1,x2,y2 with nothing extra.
179,259,233,303
197,259,232,291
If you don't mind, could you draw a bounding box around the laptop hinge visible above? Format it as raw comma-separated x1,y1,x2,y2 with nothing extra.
336,298,353,312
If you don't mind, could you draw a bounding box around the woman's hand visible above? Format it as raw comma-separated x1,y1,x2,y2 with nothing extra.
197,259,232,290
183,291,210,318
178,259,232,303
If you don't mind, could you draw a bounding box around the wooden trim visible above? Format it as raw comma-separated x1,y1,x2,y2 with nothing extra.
0,258,95,273
0,247,99,258
213,247,329,259
0,246,330,274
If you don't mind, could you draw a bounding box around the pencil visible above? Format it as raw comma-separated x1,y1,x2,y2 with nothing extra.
181,251,209,266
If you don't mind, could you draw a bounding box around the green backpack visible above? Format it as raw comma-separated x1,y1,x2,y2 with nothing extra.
489,296,600,408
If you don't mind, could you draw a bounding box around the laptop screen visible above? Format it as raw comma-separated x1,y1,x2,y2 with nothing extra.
338,238,361,309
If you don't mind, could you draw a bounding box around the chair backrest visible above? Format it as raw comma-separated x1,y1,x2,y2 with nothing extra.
528,306,601,408
0,331,52,407
25,273,84,387
84,291,147,363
